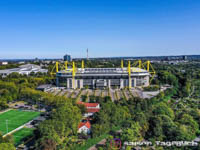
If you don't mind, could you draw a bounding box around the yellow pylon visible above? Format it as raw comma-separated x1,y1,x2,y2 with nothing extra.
72,61,76,89
128,61,131,89
82,60,84,69
56,62,59,73
50,61,60,76
121,60,124,68
147,61,150,71
128,61,131,76
142,60,156,84
138,60,142,69
64,61,68,70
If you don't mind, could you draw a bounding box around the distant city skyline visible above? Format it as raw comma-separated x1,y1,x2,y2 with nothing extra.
0,0,200,59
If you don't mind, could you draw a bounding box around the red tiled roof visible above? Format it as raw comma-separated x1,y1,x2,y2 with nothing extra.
87,108,100,113
77,101,99,108
77,101,84,105
78,121,91,129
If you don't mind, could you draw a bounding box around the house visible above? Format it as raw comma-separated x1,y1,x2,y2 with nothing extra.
84,108,100,117
78,121,91,134
77,101,100,109
77,101,100,117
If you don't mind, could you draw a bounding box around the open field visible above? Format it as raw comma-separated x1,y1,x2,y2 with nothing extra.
0,110,40,135
13,127,34,145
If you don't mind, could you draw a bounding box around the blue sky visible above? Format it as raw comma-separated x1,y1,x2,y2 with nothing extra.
0,0,200,59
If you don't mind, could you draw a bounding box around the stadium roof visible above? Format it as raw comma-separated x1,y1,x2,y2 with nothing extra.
58,67,148,74
0,64,48,75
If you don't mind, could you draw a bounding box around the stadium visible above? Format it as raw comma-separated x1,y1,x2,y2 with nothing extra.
54,60,155,89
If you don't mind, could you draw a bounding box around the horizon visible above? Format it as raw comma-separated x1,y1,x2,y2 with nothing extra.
0,54,199,60
0,0,200,59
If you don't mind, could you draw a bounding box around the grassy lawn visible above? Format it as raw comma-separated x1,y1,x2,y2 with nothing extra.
13,128,34,146
0,109,40,135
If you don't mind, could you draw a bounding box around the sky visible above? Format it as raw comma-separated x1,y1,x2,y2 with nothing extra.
0,0,200,59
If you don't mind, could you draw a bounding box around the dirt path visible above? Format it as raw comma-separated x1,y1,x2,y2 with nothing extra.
87,139,107,150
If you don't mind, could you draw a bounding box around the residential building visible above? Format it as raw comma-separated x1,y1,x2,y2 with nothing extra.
78,121,91,134
77,101,100,117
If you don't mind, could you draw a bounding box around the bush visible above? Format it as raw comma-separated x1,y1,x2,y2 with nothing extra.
143,85,159,91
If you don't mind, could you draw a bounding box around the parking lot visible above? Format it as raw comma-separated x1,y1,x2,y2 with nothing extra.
45,86,165,102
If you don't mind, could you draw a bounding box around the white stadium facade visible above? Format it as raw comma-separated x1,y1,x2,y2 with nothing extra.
56,67,150,89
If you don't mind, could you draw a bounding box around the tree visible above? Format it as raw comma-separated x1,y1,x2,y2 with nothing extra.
2,135,14,144
177,114,199,140
158,71,178,86
0,133,15,150
92,124,107,137
36,100,82,148
51,102,82,136
147,116,164,141
7,72,21,78
153,102,175,119
0,143,15,150
182,81,191,97
77,104,87,115
94,110,110,132
159,115,177,141
36,120,61,145
147,115,178,141
134,112,149,136
81,95,87,102
121,122,142,142
36,137,56,150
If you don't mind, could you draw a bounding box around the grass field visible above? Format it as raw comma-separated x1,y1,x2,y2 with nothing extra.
0,109,40,135
13,128,34,145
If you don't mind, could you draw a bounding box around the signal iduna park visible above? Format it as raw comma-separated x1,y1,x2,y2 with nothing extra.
55,60,155,89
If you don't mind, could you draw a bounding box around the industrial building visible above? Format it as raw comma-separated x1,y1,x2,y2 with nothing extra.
55,60,154,89
0,61,8,65
0,64,48,77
